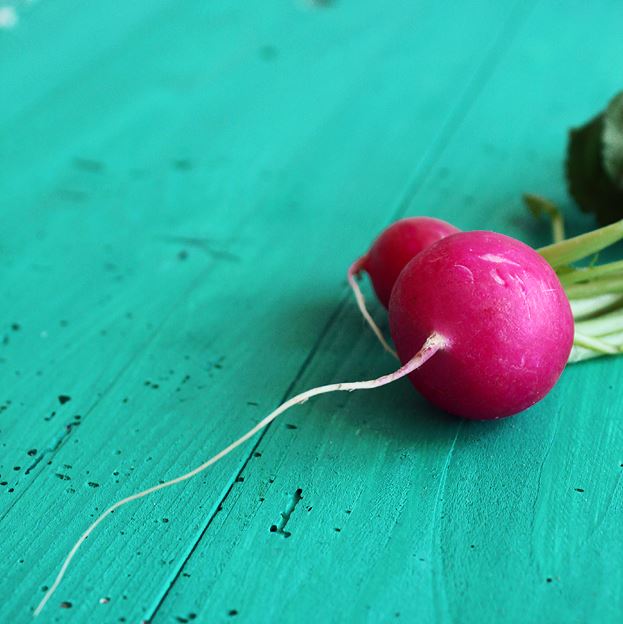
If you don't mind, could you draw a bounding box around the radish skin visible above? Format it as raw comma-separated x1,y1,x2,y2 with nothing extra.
363,217,460,308
349,217,459,354
390,231,574,419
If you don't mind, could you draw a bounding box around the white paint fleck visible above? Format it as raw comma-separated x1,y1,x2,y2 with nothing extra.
0,6,17,29
479,253,520,266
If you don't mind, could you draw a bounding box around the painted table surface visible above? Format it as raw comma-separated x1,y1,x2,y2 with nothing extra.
1,1,623,622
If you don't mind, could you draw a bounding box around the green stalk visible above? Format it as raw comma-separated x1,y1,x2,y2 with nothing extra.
574,307,623,336
573,331,620,354
565,276,623,299
559,258,623,286
569,293,623,319
523,194,565,243
539,218,623,267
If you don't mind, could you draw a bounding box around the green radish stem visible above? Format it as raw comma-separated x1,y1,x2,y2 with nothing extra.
573,331,621,355
539,217,623,267
528,199,623,360
570,294,623,320
524,194,565,243
575,307,623,337
564,276,623,299
558,258,623,286
33,332,445,618
347,256,398,359
569,329,623,362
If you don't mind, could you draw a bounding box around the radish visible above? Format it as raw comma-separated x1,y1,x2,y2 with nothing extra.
41,220,623,616
348,217,459,354
389,231,574,419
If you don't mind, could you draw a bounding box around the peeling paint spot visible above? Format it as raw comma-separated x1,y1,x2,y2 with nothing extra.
0,6,17,29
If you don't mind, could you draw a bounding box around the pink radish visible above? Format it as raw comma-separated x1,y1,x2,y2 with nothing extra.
36,227,575,616
348,217,459,355
355,216,461,308
390,231,574,419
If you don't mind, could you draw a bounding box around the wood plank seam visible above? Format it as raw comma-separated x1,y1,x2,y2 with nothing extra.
141,294,350,621
390,0,540,225
145,1,542,619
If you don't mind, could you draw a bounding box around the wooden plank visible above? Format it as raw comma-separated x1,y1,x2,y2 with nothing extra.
151,2,623,624
0,0,518,622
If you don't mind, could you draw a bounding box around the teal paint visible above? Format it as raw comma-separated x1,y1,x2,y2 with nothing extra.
1,0,622,622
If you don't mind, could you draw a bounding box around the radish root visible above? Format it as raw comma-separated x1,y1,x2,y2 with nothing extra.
347,256,399,359
34,332,446,618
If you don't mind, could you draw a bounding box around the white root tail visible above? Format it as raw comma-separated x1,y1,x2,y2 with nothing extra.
33,332,445,618
347,257,399,359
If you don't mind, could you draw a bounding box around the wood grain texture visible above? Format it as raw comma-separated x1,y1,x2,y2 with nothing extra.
1,1,622,623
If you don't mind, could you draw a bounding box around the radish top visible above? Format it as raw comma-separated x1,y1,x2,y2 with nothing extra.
364,216,460,308
389,231,574,419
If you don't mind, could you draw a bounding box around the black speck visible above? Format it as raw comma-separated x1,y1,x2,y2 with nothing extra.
11,323,20,331
60,601,72,609
269,525,277,533
334,528,341,532
470,544,475,549
188,615,197,621
88,482,100,488
0,482,7,486
13,466,20,471
162,518,169,523
285,423,297,430
259,45,278,61
27,449,37,456
173,159,193,171
236,476,244,482
55,473,71,481
8,488,14,493
345,510,351,514
58,395,71,405
73,157,104,173
228,610,238,617
575,488,585,493
175,617,188,624
546,577,553,583
247,401,259,406
307,506,312,512
253,452,262,458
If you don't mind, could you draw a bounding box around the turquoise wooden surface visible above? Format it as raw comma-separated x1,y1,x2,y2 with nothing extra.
1,1,623,622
